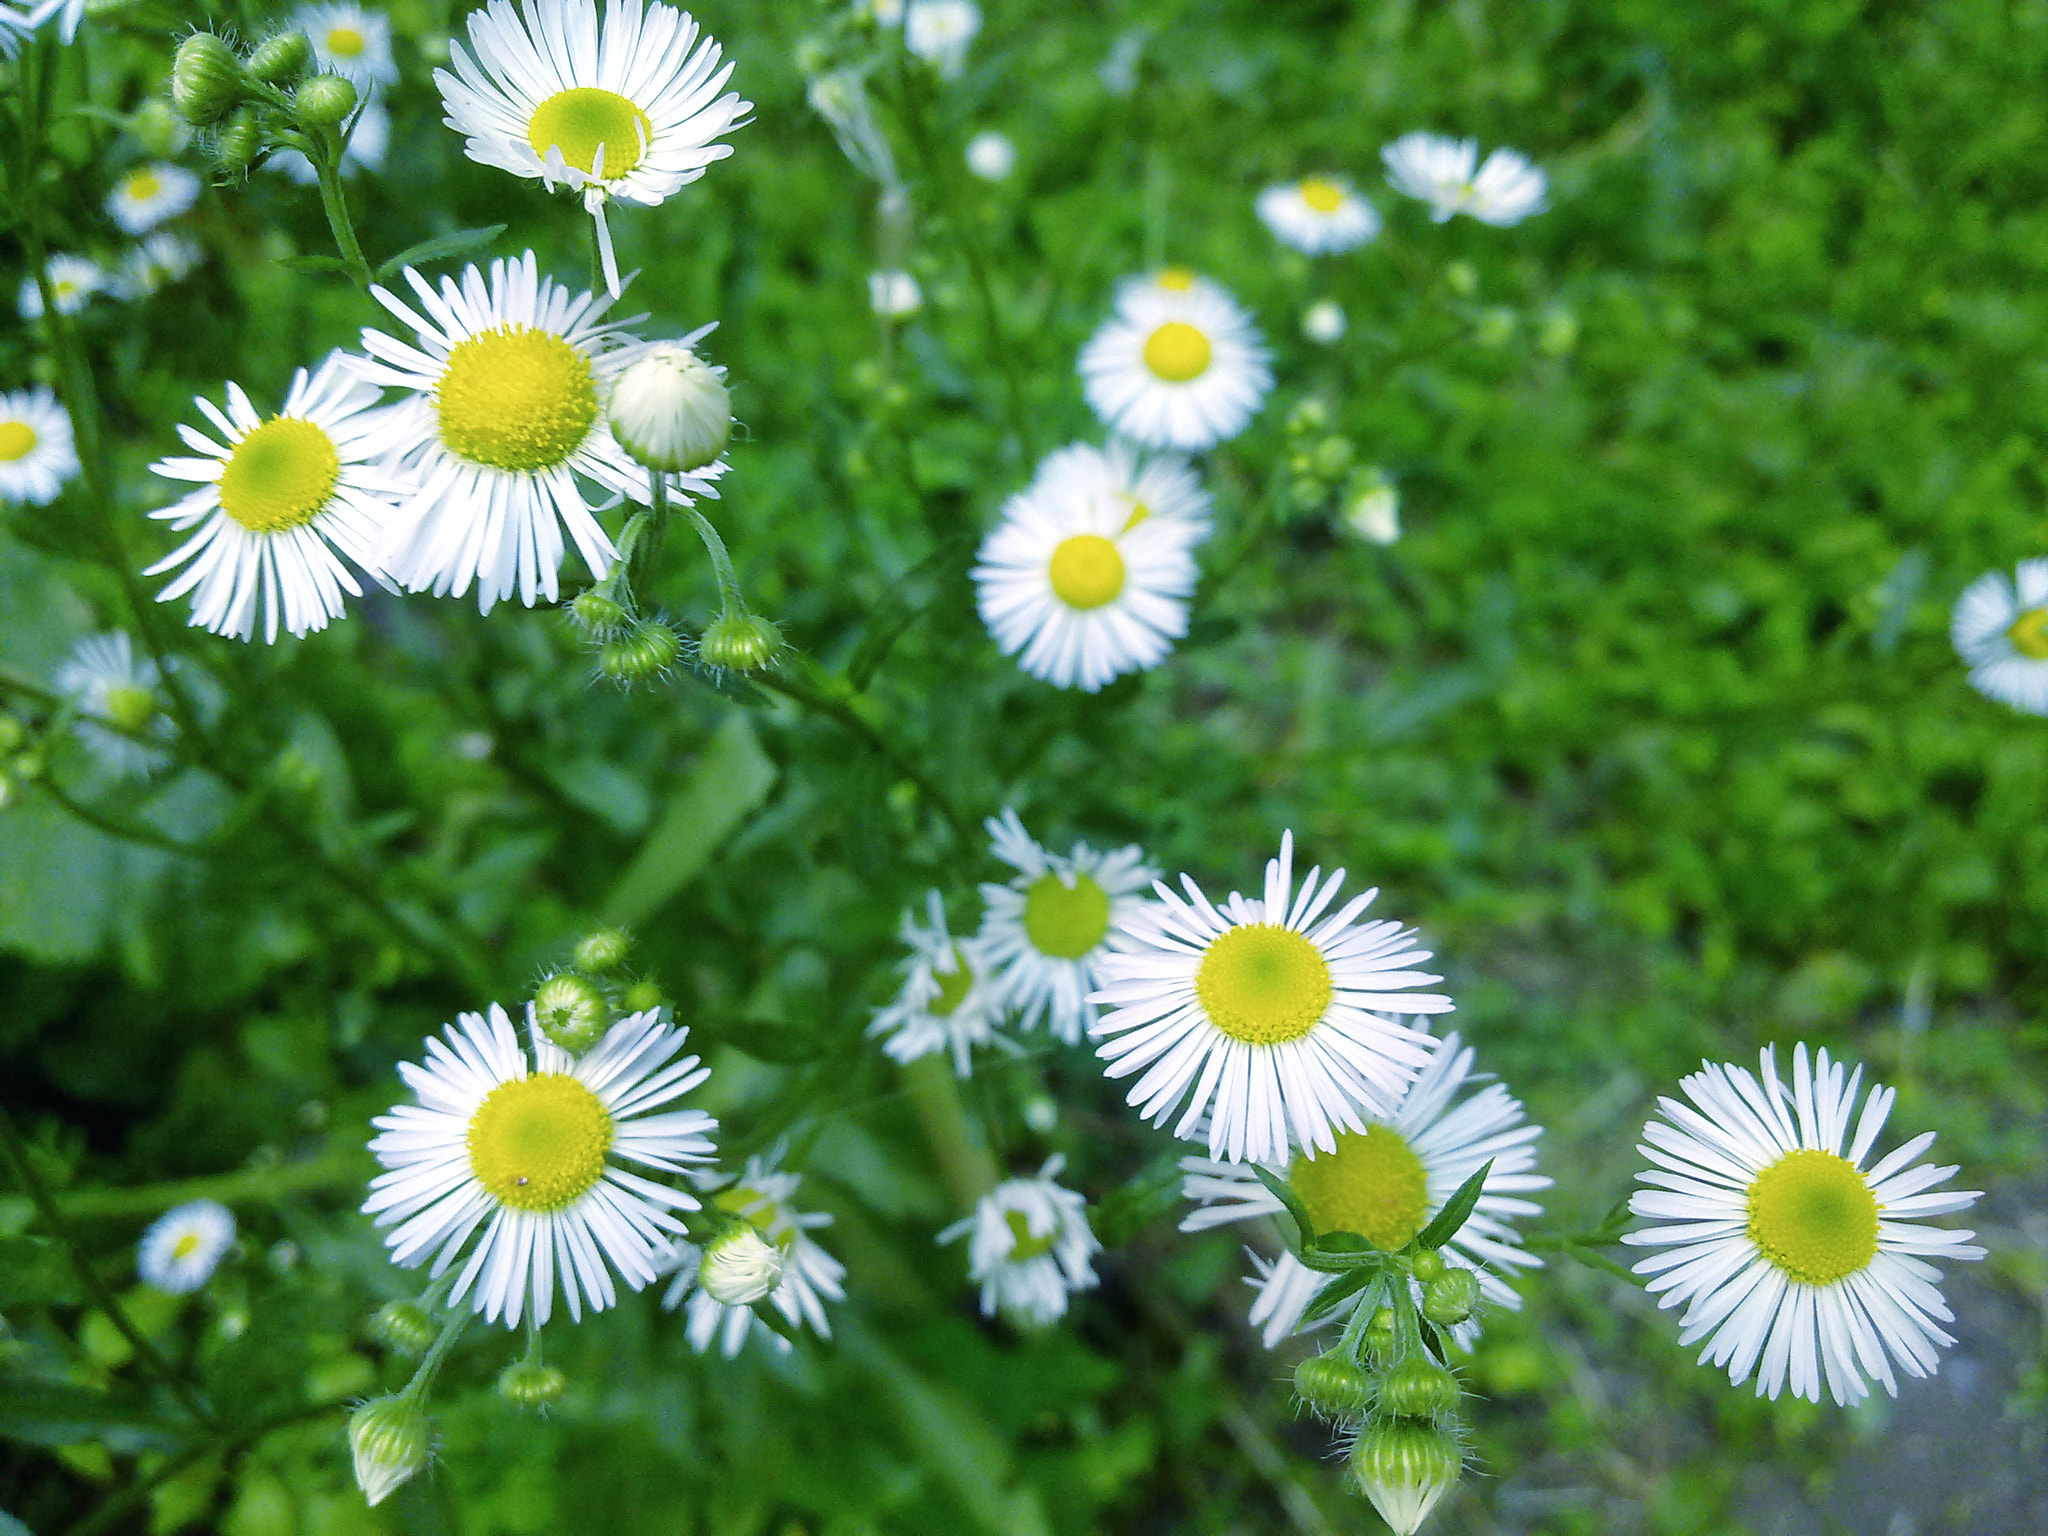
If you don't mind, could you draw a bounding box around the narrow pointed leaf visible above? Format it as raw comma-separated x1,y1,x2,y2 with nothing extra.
1250,1165,1315,1250
1414,1158,1493,1251
375,225,507,281
1299,1263,1380,1326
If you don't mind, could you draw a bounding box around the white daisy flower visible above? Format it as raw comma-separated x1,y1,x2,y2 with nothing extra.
965,130,1013,181
1382,132,1547,226
271,100,390,184
1464,146,1548,226
1301,299,1346,344
0,385,79,505
110,232,204,302
137,1199,235,1293
18,254,105,319
661,1146,846,1356
1088,830,1449,1166
436,0,751,296
904,0,979,78
144,353,406,643
973,440,1209,692
1113,267,1230,312
939,1155,1099,1327
1079,273,1271,451
1952,559,2048,714
976,808,1157,1045
364,1002,718,1328
1255,176,1381,254
869,891,1007,1075
869,268,922,318
1179,1031,1549,1348
55,632,171,779
105,163,201,236
351,251,719,613
297,2,398,88
1624,1043,1985,1406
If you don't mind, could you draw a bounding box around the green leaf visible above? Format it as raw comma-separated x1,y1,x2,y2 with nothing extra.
1090,1151,1186,1249
1312,1229,1369,1253
1414,1158,1492,1251
277,255,355,275
0,1379,189,1451
374,225,507,281
602,714,777,927
1250,1165,1315,1249
0,1235,80,1307
1299,1263,1380,1327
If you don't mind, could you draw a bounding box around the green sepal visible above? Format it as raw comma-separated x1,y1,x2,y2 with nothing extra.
1299,1261,1380,1326
1413,1158,1492,1251
1251,1165,1316,1249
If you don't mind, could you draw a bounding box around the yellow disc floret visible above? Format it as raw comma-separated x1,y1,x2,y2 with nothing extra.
1156,267,1196,292
1022,872,1111,959
101,684,158,733
124,170,163,202
713,1184,780,1235
466,1072,614,1213
2007,607,2048,660
1196,923,1333,1045
527,87,653,179
1299,178,1345,213
172,1231,202,1259
1746,1148,1879,1286
1143,321,1212,383
435,324,597,472
1003,1208,1056,1261
325,25,365,57
1047,534,1126,610
1289,1124,1431,1250
217,417,341,533
0,421,38,461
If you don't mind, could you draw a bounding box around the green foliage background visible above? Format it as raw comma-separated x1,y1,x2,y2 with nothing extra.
2,0,2044,1532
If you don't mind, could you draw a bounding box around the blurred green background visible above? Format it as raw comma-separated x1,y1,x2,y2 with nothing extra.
2,0,2044,1532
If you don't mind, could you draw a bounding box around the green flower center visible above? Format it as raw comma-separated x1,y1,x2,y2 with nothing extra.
1299,177,1345,213
1003,1208,1056,1261
217,416,341,533
171,1231,202,1259
930,950,976,1016
1746,1148,1879,1286
1289,1124,1431,1250
435,324,597,472
466,1072,614,1213
326,25,365,57
0,421,38,461
1196,923,1332,1045
1142,321,1212,383
1022,871,1111,959
527,87,652,179
101,684,158,733
2007,607,2048,660
1047,534,1125,609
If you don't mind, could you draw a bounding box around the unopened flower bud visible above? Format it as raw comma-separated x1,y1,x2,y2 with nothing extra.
1292,1351,1375,1421
619,979,663,1014
597,619,682,683
171,33,246,126
1409,1249,1447,1283
367,1300,436,1357
497,1358,567,1409
567,590,628,636
294,73,357,130
572,928,633,975
1421,1268,1479,1327
213,107,263,175
131,98,188,157
245,30,312,85
696,610,783,676
609,344,731,473
1362,1305,1397,1364
699,1226,785,1306
1349,1421,1462,1535
1379,1355,1460,1419
348,1393,431,1508
533,972,609,1055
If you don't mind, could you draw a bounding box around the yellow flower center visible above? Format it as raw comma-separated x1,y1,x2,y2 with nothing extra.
217,417,341,533
2007,607,2048,660
713,1184,781,1236
1047,534,1126,610
125,170,163,202
1289,1124,1431,1250
466,1072,614,1213
171,1231,202,1260
101,684,158,733
1142,321,1211,383
1195,923,1332,1045
1022,871,1111,959
435,324,597,472
1155,267,1196,292
0,421,37,461
1299,177,1346,213
930,950,975,1016
1746,1148,1879,1286
1003,1208,1057,1261
326,24,365,57
527,87,653,179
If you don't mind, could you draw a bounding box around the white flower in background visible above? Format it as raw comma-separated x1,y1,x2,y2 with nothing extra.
904,0,979,77
145,354,405,643
1382,132,1547,226
297,1,398,88
1625,1043,1985,1406
1343,471,1400,545
973,440,1209,692
869,268,922,318
1079,272,1271,451
663,1146,846,1355
437,0,750,296
864,0,906,24
1114,267,1232,312
364,1003,718,1328
869,891,1006,1075
110,233,203,302
1256,176,1381,254
1181,1032,1548,1347
976,808,1157,1044
1463,146,1548,225
0,385,79,505
105,162,200,235
17,254,104,319
1089,831,1449,1166
940,1156,1099,1327
1952,559,2048,715
55,632,171,778
965,130,1014,180
271,101,390,183
24,0,84,44
1301,299,1346,345
137,1199,236,1293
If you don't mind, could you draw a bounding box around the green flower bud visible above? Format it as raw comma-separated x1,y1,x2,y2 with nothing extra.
696,610,783,676
347,1394,431,1508
1362,1304,1397,1365
130,98,187,157
367,1301,436,1357
100,682,158,735
1421,1269,1480,1328
619,979,663,1014
245,31,312,85
1349,1420,1462,1535
572,928,633,975
597,618,682,683
1379,1355,1460,1420
1292,1351,1375,1421
497,1358,567,1409
293,73,357,131
567,590,628,637
533,972,610,1055
171,33,247,127
1409,1249,1447,1284
699,1226,785,1306
608,343,732,473
213,107,263,175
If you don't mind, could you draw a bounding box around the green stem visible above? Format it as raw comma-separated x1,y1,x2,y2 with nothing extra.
311,137,372,288
12,1147,368,1223
32,778,210,858
401,1309,470,1403
682,504,744,615
900,1053,998,1211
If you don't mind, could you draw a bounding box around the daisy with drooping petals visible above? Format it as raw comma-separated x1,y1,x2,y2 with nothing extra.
1089,831,1449,1166
106,163,200,235
939,1156,1100,1327
1952,559,2048,715
18,254,104,319
296,2,398,88
662,1146,846,1356
364,1002,718,1328
1625,1043,1984,1406
437,0,750,296
868,890,1007,1076
352,251,719,613
1256,176,1381,254
110,233,203,302
976,808,1157,1044
1181,1032,1548,1348
0,385,79,505
1079,274,1271,451
55,632,172,779
137,1199,236,1293
144,353,405,643
1382,132,1547,226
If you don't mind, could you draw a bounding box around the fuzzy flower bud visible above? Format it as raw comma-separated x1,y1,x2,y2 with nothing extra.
348,1393,431,1508
1421,1269,1480,1328
171,33,246,127
619,979,663,1014
598,619,683,684
213,108,263,175
1349,1421,1462,1535
1292,1351,1376,1421
367,1300,437,1357
1379,1355,1460,1420
245,31,313,85
609,344,732,473
567,590,628,637
294,73,358,130
699,1226,786,1306
533,973,610,1055
696,610,783,676
497,1358,567,1409
572,928,633,975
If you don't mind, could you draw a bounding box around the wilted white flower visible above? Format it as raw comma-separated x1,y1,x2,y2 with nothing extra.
110,233,204,301
869,891,1006,1075
1382,131,1547,226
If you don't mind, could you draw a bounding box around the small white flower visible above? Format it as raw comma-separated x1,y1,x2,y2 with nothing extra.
1079,272,1271,451
18,254,105,319
662,1146,845,1355
1255,176,1381,254
0,384,79,505
1089,830,1448,1166
1465,146,1548,225
1301,299,1346,345
110,233,204,301
965,130,1014,181
105,162,201,235
1952,559,2048,714
865,0,906,23
296,2,398,89
939,1156,1099,1327
868,890,1007,1076
271,100,390,183
55,632,171,779
607,337,731,472
137,1200,236,1293
1382,132,1546,226
1625,1043,1984,1405
904,0,979,77
1343,472,1400,545
697,1225,784,1305
869,268,922,318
